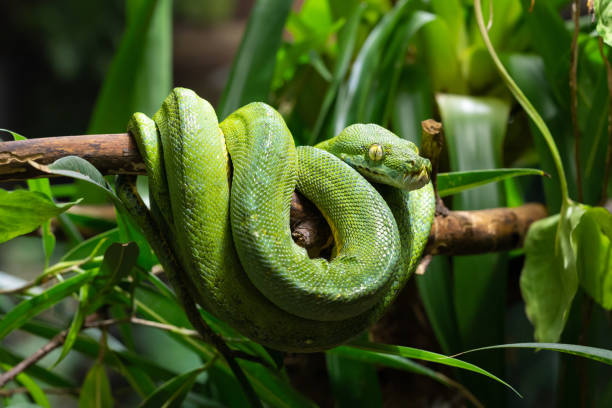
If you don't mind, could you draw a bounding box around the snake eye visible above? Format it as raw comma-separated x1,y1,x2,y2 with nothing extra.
368,144,384,161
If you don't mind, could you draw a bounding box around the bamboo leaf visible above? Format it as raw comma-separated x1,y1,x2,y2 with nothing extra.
0,270,96,340
79,363,114,408
0,364,51,408
437,168,546,197
139,366,205,408
55,284,91,366
0,189,78,244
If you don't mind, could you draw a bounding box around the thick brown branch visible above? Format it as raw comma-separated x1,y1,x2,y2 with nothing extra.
0,134,547,255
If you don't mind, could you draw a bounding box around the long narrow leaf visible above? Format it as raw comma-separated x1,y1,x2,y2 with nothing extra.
0,270,96,340
457,343,612,366
438,168,546,197
88,0,172,133
347,340,520,397
217,0,292,119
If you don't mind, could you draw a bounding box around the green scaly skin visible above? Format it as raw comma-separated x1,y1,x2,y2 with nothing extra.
119,88,435,352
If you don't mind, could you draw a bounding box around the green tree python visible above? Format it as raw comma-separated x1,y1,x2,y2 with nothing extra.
117,88,435,352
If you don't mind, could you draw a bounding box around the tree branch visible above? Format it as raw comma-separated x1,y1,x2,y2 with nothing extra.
0,134,547,255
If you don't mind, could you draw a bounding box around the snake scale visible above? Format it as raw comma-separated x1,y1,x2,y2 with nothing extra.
117,88,435,352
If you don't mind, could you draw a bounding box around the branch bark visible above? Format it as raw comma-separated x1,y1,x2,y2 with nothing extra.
0,134,547,255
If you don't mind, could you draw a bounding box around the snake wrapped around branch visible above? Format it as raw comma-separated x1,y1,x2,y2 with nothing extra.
117,88,435,352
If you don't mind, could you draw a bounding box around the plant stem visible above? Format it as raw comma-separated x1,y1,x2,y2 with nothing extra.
570,0,584,202
473,0,571,212
598,37,612,205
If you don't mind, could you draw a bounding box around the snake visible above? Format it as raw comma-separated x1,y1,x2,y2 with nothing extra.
117,88,435,352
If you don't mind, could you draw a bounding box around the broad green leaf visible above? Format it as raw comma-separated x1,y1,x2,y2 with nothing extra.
79,362,114,408
594,0,612,47
217,0,292,119
437,168,546,197
347,340,520,397
0,189,78,244
0,270,96,340
139,366,205,408
572,207,612,310
45,156,113,197
88,0,172,133
0,364,50,408
520,213,580,342
98,242,139,285
459,342,612,366
5,130,60,265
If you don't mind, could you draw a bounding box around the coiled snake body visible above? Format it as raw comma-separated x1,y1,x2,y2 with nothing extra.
119,88,435,352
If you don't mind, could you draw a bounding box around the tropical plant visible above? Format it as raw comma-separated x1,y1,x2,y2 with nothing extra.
1,0,612,406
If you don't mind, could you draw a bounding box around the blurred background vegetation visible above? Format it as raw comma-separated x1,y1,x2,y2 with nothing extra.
1,0,612,407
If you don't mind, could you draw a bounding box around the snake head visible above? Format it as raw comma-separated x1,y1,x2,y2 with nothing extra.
318,124,432,191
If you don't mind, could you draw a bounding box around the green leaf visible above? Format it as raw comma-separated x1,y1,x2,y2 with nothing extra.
309,3,366,144
437,93,510,406
362,11,437,126
414,256,459,354
217,0,292,119
459,342,612,366
326,347,383,408
55,284,91,366
437,168,546,197
98,242,139,286
79,363,114,408
88,0,172,133
391,64,433,145
332,0,414,133
594,0,612,47
330,345,450,387
520,213,580,342
0,346,75,388
0,364,51,408
572,207,612,310
0,270,96,340
347,340,520,397
0,189,79,244
61,228,121,262
46,157,113,196
139,366,205,408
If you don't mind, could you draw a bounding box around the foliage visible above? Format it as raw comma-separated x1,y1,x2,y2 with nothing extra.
1,0,612,406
